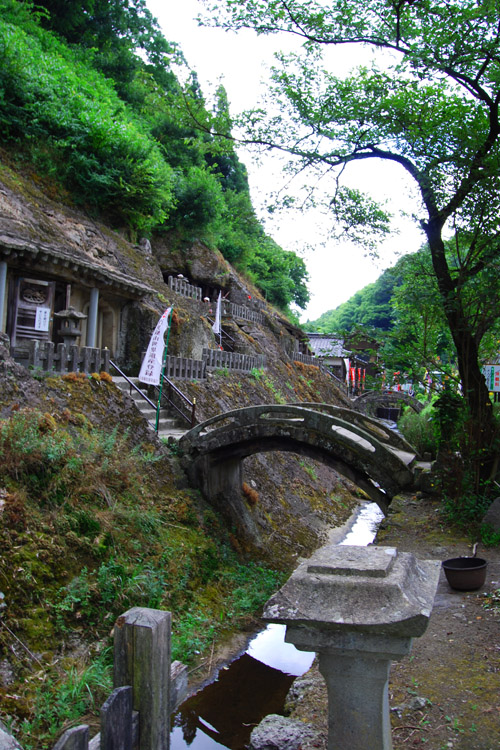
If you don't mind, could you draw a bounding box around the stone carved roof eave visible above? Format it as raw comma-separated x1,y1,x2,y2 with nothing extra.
0,232,155,298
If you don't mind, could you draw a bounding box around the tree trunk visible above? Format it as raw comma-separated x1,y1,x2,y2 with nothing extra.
426,225,496,487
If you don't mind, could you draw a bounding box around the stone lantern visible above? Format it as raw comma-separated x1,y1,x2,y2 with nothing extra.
263,544,440,750
54,306,87,347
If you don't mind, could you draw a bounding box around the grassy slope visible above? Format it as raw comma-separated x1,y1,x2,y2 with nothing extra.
0,332,357,748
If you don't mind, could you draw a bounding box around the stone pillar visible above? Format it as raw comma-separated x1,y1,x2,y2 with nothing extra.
263,545,440,750
0,261,7,333
86,287,99,347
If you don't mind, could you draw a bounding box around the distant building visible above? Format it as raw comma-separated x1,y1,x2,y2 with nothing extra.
307,333,348,380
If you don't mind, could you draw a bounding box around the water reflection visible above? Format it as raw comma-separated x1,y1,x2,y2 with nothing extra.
171,654,296,750
171,502,384,750
340,501,385,547
246,623,314,676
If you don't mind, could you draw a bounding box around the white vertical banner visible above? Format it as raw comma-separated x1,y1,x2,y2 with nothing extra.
138,308,172,385
212,292,221,336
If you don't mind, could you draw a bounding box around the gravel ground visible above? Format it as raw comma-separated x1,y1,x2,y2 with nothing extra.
285,493,500,750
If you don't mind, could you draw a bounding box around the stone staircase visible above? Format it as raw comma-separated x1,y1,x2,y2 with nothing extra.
113,376,189,442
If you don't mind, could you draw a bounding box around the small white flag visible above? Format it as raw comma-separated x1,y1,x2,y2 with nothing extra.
138,308,172,385
212,291,221,336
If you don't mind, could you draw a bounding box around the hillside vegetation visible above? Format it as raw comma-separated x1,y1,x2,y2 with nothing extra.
0,306,356,747
0,0,308,314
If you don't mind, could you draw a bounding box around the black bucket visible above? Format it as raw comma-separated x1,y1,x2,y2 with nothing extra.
442,556,487,591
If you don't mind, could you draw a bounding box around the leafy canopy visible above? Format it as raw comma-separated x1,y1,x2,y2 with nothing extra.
202,0,500,454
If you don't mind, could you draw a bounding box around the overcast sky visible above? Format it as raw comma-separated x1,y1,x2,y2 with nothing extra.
146,0,424,322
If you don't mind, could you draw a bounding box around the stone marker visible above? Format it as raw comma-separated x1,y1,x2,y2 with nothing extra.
263,545,440,750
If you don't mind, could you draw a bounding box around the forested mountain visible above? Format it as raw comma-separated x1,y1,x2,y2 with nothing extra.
0,0,308,313
309,240,500,386
307,263,400,334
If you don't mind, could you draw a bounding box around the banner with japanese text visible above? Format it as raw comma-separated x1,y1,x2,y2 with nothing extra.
138,308,172,385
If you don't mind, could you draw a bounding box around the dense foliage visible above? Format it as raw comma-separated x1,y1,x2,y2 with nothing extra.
311,236,500,394
0,0,309,312
308,264,398,334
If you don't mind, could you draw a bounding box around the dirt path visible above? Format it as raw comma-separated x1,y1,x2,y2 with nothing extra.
286,493,500,750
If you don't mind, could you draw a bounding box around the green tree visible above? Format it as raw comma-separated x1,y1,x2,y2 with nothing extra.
246,237,310,310
385,241,500,386
205,0,500,481
382,249,455,384
309,266,396,334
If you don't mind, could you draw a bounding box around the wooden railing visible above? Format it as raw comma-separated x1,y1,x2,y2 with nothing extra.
203,348,266,373
109,360,158,410
291,352,318,366
222,301,265,324
167,275,203,301
164,354,206,380
12,339,110,374
319,363,348,393
206,317,236,352
13,608,188,750
288,352,349,393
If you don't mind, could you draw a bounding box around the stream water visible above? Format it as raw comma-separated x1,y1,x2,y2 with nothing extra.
170,501,385,750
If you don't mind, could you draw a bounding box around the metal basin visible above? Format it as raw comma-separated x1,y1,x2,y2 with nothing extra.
442,556,487,591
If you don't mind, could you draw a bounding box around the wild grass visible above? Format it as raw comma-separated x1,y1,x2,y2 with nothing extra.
0,408,286,747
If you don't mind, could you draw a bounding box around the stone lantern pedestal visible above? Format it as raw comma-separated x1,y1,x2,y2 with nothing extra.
54,306,87,347
263,545,440,750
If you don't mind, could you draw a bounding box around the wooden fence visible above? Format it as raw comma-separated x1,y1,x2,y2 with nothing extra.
164,354,206,380
167,275,203,301
222,301,265,325
291,352,318,366
12,339,110,374
41,608,188,750
203,348,266,373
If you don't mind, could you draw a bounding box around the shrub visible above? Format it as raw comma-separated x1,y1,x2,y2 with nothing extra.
242,481,259,506
0,18,174,231
398,403,438,456
0,409,72,480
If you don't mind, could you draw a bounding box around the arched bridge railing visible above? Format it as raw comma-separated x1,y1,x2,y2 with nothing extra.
287,402,419,457
179,404,417,512
353,390,424,415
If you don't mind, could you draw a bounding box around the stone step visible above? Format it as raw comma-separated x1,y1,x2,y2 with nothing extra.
158,429,188,441
112,375,188,439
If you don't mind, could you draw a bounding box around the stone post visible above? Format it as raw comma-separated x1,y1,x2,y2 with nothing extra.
263,545,440,750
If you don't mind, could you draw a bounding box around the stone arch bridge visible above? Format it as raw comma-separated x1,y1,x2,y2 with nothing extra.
353,390,424,419
179,404,421,539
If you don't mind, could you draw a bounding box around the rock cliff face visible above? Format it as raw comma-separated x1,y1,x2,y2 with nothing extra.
0,157,360,564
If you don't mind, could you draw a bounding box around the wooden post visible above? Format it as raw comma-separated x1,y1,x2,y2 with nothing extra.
82,346,92,374
52,726,89,750
102,347,110,372
113,607,171,750
69,344,79,373
57,343,68,374
100,686,133,750
30,339,41,369
46,341,54,371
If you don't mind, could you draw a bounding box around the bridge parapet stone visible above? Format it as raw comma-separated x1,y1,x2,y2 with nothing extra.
179,405,415,511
